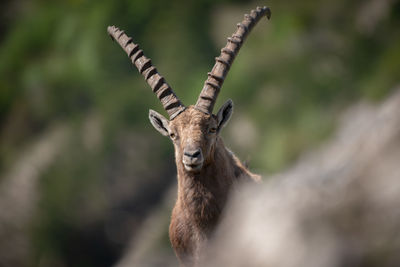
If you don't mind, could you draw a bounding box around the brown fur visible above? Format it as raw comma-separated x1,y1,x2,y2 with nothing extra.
167,106,260,266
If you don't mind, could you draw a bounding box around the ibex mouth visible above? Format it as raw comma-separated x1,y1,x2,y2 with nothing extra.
183,162,203,172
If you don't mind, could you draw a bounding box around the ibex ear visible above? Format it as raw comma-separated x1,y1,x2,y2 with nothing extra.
149,109,170,136
216,99,233,132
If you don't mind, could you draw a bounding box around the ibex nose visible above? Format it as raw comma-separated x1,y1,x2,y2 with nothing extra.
183,147,204,172
184,148,201,158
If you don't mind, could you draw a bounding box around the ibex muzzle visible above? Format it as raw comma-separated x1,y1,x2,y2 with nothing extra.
108,6,270,266
183,146,203,171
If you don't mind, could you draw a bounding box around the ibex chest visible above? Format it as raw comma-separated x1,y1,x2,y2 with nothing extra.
180,177,227,231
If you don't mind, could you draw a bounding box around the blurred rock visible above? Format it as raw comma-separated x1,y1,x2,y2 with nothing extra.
203,87,400,267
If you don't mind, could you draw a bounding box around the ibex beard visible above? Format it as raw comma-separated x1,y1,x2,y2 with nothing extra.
108,5,270,267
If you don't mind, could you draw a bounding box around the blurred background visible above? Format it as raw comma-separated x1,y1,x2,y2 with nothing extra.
0,0,399,266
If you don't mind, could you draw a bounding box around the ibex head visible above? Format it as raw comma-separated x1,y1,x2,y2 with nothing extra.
108,6,271,173
149,102,233,172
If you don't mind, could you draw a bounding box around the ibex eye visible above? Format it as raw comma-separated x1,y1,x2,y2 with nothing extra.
170,133,176,139
209,127,217,133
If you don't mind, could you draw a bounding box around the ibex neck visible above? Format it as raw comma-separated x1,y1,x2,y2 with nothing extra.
175,138,236,230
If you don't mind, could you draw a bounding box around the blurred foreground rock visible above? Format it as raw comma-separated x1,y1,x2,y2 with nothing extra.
203,88,400,267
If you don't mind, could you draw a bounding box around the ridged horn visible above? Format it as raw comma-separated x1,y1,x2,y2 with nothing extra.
195,6,271,114
107,26,185,120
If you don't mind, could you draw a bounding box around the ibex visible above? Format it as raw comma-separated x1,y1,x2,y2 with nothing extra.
108,6,271,266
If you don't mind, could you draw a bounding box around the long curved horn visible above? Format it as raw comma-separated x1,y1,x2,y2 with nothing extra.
107,26,185,120
195,6,271,114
